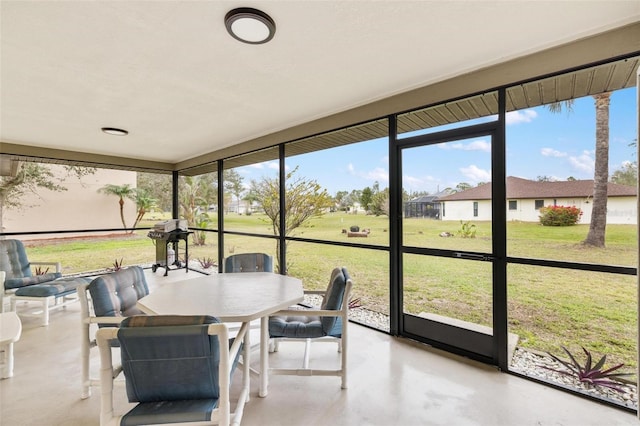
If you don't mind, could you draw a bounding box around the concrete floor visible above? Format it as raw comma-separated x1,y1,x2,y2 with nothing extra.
1,269,638,426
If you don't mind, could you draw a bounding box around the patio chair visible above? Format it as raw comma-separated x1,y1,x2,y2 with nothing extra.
96,315,249,426
268,267,352,389
223,252,274,370
78,266,149,399
0,239,90,326
223,252,273,273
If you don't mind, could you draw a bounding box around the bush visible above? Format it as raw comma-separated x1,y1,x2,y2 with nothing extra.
539,205,582,226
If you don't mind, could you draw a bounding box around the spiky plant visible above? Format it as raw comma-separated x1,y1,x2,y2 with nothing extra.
544,346,631,392
111,258,123,271
33,266,50,275
348,297,362,309
197,257,216,269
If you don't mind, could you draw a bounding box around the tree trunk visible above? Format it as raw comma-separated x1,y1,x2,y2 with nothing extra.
583,92,610,247
118,198,128,232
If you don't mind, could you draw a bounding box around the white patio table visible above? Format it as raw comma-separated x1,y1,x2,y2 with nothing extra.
137,272,303,397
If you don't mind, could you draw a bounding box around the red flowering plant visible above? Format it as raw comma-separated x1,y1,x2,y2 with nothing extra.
539,205,582,226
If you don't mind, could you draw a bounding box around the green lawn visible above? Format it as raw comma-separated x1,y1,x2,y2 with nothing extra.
22,212,638,368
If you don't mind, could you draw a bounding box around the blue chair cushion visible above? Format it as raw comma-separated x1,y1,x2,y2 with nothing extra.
269,267,349,339
14,276,90,297
0,239,32,282
88,266,149,318
5,272,62,290
269,310,325,338
224,253,273,273
121,399,218,426
119,315,241,404
319,267,349,335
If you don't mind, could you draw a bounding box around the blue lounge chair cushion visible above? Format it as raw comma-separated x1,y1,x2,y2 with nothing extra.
5,272,62,290
14,276,90,297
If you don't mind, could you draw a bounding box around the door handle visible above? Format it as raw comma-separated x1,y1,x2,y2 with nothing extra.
453,252,494,261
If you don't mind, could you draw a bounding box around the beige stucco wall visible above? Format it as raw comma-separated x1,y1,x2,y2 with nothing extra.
2,165,137,239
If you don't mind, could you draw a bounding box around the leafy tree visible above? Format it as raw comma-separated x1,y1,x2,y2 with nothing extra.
224,169,244,213
455,182,472,192
249,167,333,273
360,187,373,212
371,187,390,216
137,172,172,212
537,175,554,182
178,174,216,245
98,184,136,231
610,161,637,186
131,188,157,231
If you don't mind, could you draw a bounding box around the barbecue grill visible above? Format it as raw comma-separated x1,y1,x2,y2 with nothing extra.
147,229,192,276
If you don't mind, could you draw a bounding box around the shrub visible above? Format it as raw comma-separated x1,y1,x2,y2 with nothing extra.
456,221,476,238
539,205,582,226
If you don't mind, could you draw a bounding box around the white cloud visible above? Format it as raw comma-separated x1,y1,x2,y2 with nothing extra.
440,139,490,152
349,163,388,183
364,167,389,182
403,175,423,187
267,161,279,170
506,109,537,125
460,165,491,182
541,147,567,158
568,150,595,174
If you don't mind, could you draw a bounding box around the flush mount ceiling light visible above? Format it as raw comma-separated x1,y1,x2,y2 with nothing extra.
101,127,128,136
225,7,276,44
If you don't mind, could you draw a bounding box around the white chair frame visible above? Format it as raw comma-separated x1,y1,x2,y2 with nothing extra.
96,321,250,426
269,278,352,389
2,261,78,326
78,282,125,399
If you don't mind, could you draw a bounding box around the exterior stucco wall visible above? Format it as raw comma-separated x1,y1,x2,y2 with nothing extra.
441,197,637,225
442,200,491,221
2,165,137,239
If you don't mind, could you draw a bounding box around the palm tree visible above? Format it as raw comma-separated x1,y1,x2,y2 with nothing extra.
131,189,157,232
583,92,611,247
546,92,611,247
98,184,136,231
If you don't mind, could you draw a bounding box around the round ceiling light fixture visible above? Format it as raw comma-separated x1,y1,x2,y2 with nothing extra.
101,127,128,136
225,7,276,45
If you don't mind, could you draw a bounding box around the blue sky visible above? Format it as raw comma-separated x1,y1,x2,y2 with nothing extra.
236,86,637,196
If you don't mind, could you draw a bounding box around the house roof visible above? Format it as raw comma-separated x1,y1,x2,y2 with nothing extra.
439,176,637,201
1,2,639,173
407,190,454,204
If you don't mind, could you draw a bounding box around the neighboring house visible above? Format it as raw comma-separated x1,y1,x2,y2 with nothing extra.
3,165,137,240
438,176,637,225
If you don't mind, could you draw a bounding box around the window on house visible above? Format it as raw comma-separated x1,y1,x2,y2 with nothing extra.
535,199,544,210
508,200,517,210
473,201,478,217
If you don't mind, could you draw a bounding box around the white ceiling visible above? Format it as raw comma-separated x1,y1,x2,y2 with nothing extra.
1,1,639,164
